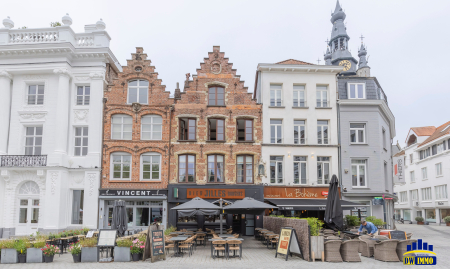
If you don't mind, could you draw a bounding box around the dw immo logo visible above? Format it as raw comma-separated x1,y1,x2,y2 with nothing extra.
403,239,437,265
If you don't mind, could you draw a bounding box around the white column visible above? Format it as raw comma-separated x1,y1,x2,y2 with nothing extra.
0,70,12,155
53,68,72,155
87,72,105,165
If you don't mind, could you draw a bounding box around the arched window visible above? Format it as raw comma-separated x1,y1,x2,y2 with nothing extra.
128,79,149,104
207,155,224,183
111,152,131,180
141,115,162,140
112,114,132,140
208,86,224,106
141,153,161,181
19,181,40,195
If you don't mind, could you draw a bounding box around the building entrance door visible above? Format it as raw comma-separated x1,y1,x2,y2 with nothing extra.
17,198,39,235
245,214,255,236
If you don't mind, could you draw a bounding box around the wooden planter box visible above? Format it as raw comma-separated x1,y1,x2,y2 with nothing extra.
81,247,98,263
1,249,18,264
26,248,43,263
446,222,450,226
114,247,131,262
310,235,324,262
417,222,424,225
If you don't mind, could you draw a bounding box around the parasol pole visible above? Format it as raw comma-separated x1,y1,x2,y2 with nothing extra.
220,198,223,235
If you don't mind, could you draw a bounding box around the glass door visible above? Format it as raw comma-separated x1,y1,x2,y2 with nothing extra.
17,198,39,235
245,214,255,236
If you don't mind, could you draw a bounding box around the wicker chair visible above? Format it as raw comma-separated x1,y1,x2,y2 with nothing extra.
324,240,343,262
326,236,341,240
406,233,413,239
212,240,227,259
178,238,194,257
340,240,361,262
359,238,376,257
374,235,389,239
233,234,239,238
270,236,279,249
396,239,417,261
373,240,400,262
358,235,372,253
165,242,175,254
196,234,206,247
227,240,242,260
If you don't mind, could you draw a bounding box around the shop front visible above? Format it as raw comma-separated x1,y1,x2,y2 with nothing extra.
168,184,264,235
98,189,168,230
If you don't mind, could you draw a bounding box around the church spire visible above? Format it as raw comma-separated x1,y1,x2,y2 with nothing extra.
324,46,332,65
358,43,368,69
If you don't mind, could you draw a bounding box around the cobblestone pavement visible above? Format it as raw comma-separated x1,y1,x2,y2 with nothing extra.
2,224,449,269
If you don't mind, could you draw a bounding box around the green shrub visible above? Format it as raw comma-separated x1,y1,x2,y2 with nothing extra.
415,216,424,222
304,217,324,236
164,225,177,236
345,215,359,227
14,239,27,254
80,237,97,248
116,239,133,247
444,216,450,223
365,216,386,227
2,239,15,249
32,240,46,249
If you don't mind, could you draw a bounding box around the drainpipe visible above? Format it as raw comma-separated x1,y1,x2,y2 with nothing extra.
336,76,343,199
98,97,107,230
168,105,173,187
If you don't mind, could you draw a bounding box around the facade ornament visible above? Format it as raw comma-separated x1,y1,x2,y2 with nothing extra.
258,159,267,177
211,61,221,74
53,68,72,78
0,70,12,80
89,71,105,80
50,172,58,194
96,18,106,30
62,13,72,26
185,73,190,81
73,109,89,122
18,112,47,121
2,16,14,29
87,173,96,196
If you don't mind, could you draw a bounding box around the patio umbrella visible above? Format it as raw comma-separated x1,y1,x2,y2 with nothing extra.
111,200,128,236
223,197,278,215
324,174,343,230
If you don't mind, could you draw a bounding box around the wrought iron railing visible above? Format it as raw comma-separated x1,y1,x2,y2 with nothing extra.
0,155,47,167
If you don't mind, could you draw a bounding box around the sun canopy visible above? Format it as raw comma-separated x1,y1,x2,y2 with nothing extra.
224,197,277,215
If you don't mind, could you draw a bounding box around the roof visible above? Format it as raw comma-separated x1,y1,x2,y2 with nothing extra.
393,150,405,157
410,126,436,136
276,59,315,65
417,121,450,147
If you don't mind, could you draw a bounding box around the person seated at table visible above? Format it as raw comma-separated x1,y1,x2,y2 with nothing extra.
356,220,378,236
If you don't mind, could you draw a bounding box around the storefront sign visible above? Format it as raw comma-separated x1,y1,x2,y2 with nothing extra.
264,187,335,199
99,189,167,197
151,230,165,257
275,227,302,261
186,188,245,199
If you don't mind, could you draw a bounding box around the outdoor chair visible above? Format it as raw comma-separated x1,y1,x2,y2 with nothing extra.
233,234,239,238
359,238,376,257
227,230,233,234
358,235,372,253
396,239,417,261
374,235,389,239
270,236,279,249
323,229,335,234
406,233,413,239
326,236,340,240
267,235,278,249
196,234,206,247
340,240,361,262
179,238,194,257
324,240,343,262
165,242,175,254
212,240,227,259
374,240,400,262
227,240,242,260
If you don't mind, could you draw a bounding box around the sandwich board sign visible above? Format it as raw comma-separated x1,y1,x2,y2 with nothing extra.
275,227,303,261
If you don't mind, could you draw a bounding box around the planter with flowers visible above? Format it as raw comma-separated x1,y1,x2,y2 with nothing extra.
41,244,59,263
115,239,132,262
14,239,28,263
1,240,17,264
80,237,98,263
69,243,81,263
130,239,145,262
83,227,90,235
27,240,45,263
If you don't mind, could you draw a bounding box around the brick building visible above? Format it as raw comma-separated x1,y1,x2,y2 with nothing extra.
99,48,173,230
167,46,264,235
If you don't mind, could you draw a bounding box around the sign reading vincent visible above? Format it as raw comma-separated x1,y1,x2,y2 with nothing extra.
275,227,302,261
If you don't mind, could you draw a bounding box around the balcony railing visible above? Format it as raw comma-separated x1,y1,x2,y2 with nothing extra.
0,155,47,167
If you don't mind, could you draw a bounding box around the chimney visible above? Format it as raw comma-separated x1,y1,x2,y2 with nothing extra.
174,82,181,99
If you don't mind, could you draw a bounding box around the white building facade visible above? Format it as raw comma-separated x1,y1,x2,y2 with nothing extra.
394,123,450,224
0,15,121,237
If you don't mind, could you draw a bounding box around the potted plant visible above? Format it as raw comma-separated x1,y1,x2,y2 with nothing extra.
41,244,59,263
80,237,98,262
14,239,28,263
27,240,45,263
1,240,17,264
366,216,386,228
443,216,450,226
415,216,424,225
306,217,324,261
345,215,360,228
69,243,81,263
83,227,90,235
130,239,145,261
115,239,132,262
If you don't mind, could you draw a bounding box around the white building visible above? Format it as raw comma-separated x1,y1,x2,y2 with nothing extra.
0,15,121,237
394,123,450,224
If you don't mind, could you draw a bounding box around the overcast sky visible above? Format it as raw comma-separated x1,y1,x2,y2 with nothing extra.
3,0,450,146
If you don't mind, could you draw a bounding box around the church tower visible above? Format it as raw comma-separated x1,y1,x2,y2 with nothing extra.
356,43,371,77
325,0,358,75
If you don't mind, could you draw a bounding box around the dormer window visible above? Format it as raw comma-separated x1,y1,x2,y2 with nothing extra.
348,83,365,99
128,79,148,104
208,86,225,106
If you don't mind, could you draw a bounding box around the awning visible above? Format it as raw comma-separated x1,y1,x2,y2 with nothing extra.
266,199,366,211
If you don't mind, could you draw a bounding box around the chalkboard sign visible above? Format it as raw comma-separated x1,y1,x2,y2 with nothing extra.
151,230,165,257
97,229,117,247
389,231,406,240
275,227,303,261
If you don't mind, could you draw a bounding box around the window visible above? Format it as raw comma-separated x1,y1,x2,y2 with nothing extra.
270,119,283,143
316,85,328,107
421,167,427,180
207,155,224,183
348,83,365,99
25,127,43,155
293,85,306,107
208,86,225,106
74,127,88,156
317,120,329,144
237,119,253,142
382,128,387,149
294,120,306,144
141,115,162,140
111,153,131,180
410,154,413,164
179,155,195,183
27,85,44,105
351,159,366,187
350,123,365,143
237,155,253,183
410,171,415,183
399,191,408,203
71,190,84,224
435,185,448,200
432,145,437,155
448,139,450,150
293,156,307,184
112,115,132,140
76,86,90,105
270,156,283,184
436,163,443,176
444,141,447,151
317,157,330,184
179,118,196,140
437,143,444,154
270,84,282,106
419,148,431,160
209,119,225,141
421,187,432,201
141,153,160,181
410,189,418,201
128,79,149,104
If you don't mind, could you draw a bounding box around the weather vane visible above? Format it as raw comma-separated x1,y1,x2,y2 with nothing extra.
360,34,365,43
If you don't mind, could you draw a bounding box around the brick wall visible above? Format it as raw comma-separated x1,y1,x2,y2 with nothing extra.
263,216,310,261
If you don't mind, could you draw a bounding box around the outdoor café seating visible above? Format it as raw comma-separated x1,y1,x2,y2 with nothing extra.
339,240,361,262
373,239,400,262
196,233,206,247
212,240,227,259
227,240,242,260
396,239,417,260
359,237,376,257
324,240,343,262
358,235,372,253
179,237,195,257
406,233,413,239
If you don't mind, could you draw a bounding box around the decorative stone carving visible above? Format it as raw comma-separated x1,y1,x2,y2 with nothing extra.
87,173,96,196
50,172,58,194
89,71,104,80
74,109,89,122
76,76,90,81
24,75,46,80
96,18,106,30
70,172,84,184
0,70,12,80
53,68,72,78
2,16,14,29
211,61,222,74
18,111,47,121
132,103,142,113
62,13,72,26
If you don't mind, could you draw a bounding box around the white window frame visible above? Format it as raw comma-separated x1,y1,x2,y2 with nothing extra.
76,85,90,106
410,171,415,183
435,185,448,200
293,120,306,145
347,83,366,99
293,156,307,184
127,79,149,104
317,120,329,145
351,159,367,187
141,115,163,140
421,167,428,180
111,152,132,180
27,84,45,105
410,189,418,201
316,85,328,107
269,84,283,107
270,119,283,144
24,126,43,155
140,153,161,181
421,187,432,201
317,157,330,184
410,154,413,164
111,114,132,140
350,123,365,144
293,85,306,107
270,156,284,184
74,127,88,156
436,163,443,177
382,128,387,150
399,191,408,203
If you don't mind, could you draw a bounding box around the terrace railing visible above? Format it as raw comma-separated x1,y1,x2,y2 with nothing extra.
0,155,47,167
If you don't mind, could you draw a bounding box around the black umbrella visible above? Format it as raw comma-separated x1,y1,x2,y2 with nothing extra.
111,200,128,236
223,197,277,215
324,175,343,230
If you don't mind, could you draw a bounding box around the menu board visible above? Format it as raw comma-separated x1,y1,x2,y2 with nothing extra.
275,227,302,261
389,231,406,240
86,230,95,238
97,230,117,247
151,230,165,257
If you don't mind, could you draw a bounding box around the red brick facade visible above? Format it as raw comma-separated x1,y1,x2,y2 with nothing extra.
169,46,262,185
